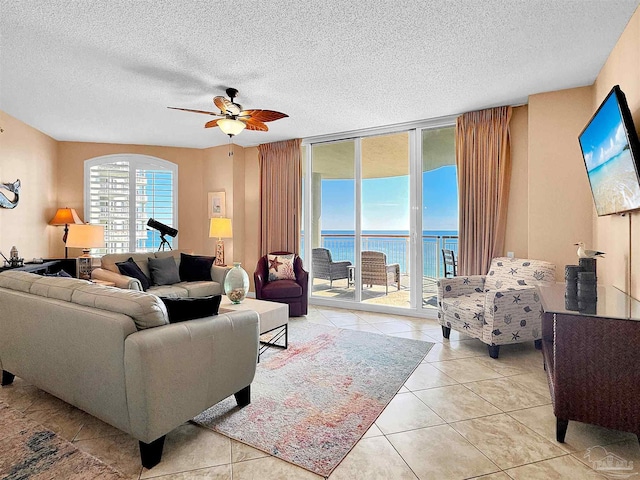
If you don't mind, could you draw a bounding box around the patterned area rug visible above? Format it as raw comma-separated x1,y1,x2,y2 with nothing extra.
194,320,433,478
0,401,124,479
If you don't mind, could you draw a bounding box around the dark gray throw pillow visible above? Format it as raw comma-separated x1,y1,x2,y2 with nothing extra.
179,253,215,282
116,257,151,291
148,256,181,286
159,295,222,323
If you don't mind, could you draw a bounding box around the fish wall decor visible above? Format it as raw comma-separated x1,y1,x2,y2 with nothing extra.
0,179,20,209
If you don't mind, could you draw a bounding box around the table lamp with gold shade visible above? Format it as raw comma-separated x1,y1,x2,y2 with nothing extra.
66,223,105,279
49,208,83,258
209,217,232,266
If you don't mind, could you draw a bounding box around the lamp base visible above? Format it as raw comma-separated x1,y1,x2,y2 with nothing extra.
215,240,225,266
77,256,92,280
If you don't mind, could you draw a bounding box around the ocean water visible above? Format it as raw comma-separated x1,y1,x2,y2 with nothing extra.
589,149,640,215
302,230,459,277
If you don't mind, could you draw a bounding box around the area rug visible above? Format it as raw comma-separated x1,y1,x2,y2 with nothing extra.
0,400,124,479
194,320,433,478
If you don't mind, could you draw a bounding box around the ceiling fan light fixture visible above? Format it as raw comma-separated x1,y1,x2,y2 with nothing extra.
218,118,246,137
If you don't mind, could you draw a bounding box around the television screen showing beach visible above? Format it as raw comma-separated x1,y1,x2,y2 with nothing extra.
580,92,640,216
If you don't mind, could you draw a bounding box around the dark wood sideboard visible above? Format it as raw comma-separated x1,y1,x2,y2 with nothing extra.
0,258,77,277
538,283,640,444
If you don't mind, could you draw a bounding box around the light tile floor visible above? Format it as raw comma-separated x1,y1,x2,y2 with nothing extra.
2,305,639,479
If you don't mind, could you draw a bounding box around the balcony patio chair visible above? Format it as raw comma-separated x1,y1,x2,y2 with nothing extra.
437,256,556,358
442,248,457,277
361,250,400,295
311,247,352,288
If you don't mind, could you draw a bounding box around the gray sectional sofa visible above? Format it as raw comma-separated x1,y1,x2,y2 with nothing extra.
91,250,230,296
0,270,259,469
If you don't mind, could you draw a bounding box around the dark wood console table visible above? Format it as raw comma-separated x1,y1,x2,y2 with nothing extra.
0,258,76,277
538,283,640,444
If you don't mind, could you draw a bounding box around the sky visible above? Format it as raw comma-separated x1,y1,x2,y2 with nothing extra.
579,90,629,172
319,165,458,232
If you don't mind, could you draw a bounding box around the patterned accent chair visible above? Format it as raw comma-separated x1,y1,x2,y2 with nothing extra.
437,257,556,358
312,248,352,287
361,251,400,295
254,251,308,316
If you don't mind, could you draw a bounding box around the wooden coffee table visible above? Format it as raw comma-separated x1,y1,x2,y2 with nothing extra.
218,296,289,359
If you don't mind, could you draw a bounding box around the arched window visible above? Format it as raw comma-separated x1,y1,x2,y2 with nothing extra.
84,154,178,253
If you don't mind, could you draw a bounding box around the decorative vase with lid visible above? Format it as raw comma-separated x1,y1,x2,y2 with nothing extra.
224,262,249,304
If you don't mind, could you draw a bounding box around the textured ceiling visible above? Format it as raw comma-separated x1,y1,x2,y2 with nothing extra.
1,0,638,149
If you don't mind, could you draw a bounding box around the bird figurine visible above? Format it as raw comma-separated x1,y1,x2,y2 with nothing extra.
575,242,605,259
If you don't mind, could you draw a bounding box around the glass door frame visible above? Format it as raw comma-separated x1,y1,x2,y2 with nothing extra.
302,114,457,318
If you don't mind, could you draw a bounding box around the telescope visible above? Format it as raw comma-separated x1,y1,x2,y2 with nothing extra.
147,218,178,251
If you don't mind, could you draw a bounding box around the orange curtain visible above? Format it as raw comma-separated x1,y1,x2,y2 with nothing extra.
456,106,512,276
259,138,302,255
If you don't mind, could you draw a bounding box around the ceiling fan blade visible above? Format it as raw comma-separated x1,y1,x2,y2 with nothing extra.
244,117,269,131
167,106,221,116
239,109,289,122
213,96,228,113
213,96,242,116
204,119,221,128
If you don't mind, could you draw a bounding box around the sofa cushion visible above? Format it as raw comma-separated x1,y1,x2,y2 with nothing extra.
116,258,151,291
29,276,91,301
262,279,302,299
0,271,168,330
268,254,296,281
154,250,185,268
101,253,152,278
147,285,189,298
178,281,222,297
160,295,222,323
148,256,180,286
0,271,42,292
179,253,214,282
72,284,169,330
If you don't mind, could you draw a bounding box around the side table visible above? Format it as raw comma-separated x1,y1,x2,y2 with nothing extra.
347,265,355,287
538,283,640,444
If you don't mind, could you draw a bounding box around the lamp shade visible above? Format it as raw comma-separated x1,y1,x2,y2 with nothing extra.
49,208,82,226
217,118,246,137
209,217,232,239
66,224,105,250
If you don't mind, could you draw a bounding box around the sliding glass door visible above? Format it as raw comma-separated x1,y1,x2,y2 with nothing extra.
361,132,410,307
303,120,457,315
308,140,356,302
421,126,458,310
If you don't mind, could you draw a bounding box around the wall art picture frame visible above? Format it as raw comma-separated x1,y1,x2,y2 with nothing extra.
208,191,226,218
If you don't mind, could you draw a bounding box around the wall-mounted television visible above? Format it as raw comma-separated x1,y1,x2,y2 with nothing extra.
578,85,640,216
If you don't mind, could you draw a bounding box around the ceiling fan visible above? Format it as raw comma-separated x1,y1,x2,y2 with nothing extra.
168,88,288,137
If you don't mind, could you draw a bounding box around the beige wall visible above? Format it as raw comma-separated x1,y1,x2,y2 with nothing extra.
0,110,252,277
57,142,205,258
202,144,246,265
504,105,529,258
527,86,595,280
593,6,640,296
0,111,58,260
244,147,261,290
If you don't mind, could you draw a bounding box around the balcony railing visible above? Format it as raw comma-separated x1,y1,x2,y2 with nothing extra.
303,234,458,279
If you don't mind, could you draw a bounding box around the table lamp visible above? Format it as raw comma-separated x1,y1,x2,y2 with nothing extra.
209,217,232,266
49,208,83,258
66,223,105,279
